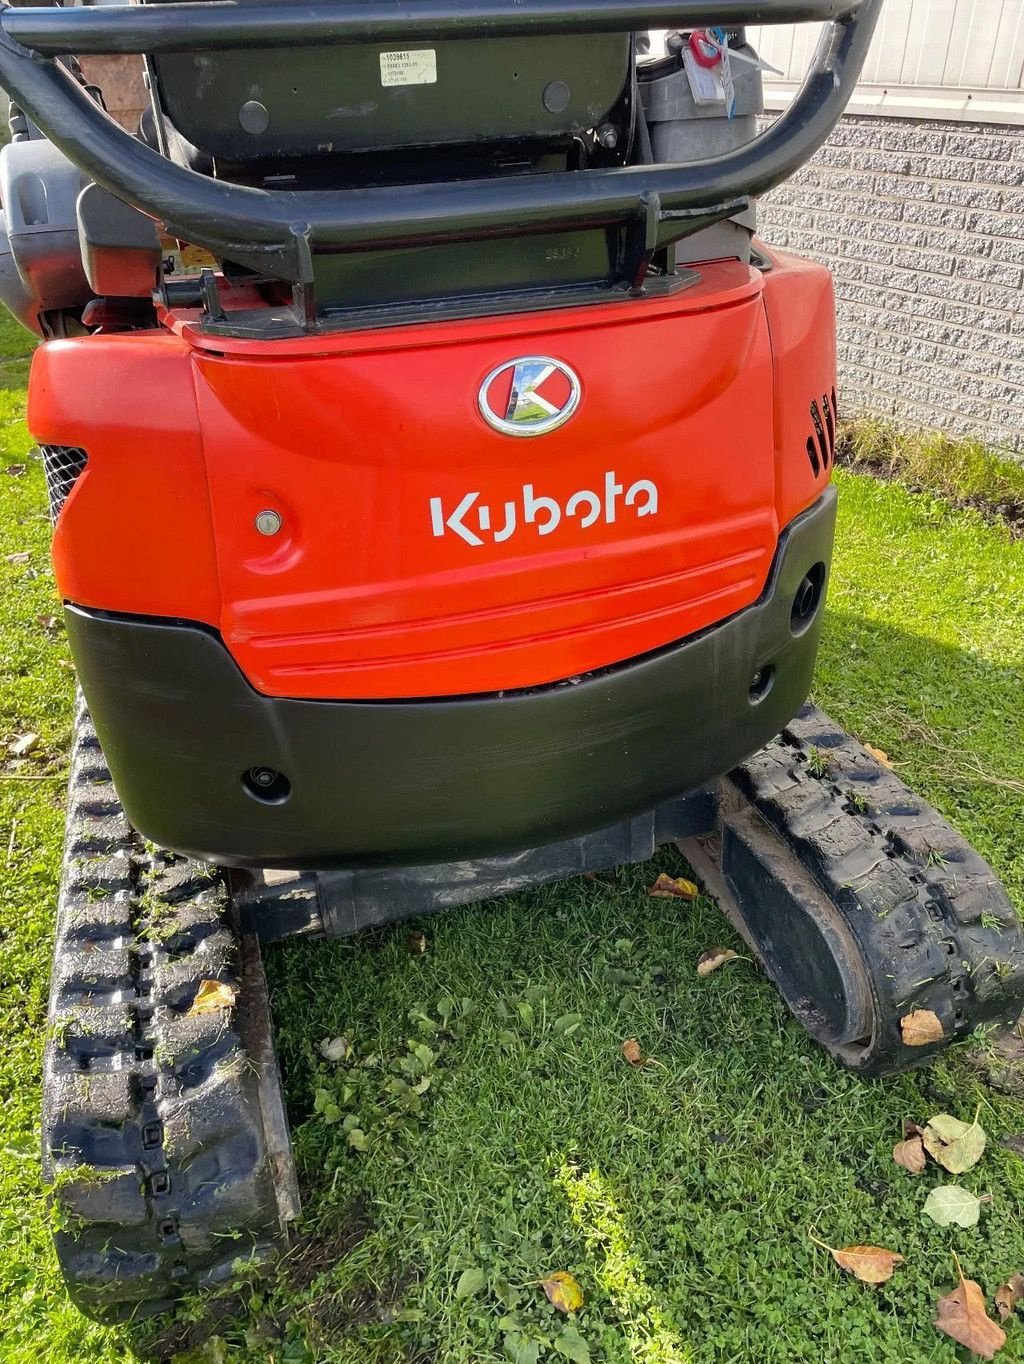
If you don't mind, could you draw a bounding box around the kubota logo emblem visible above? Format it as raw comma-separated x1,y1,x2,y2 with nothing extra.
478,356,581,436
429,472,659,547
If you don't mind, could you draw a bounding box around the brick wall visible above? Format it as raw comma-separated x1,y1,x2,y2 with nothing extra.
756,115,1024,461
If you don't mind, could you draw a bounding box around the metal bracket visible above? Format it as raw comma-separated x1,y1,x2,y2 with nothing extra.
235,789,718,943
288,223,316,330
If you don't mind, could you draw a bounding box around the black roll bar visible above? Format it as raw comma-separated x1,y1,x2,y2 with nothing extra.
4,0,863,55
0,0,883,285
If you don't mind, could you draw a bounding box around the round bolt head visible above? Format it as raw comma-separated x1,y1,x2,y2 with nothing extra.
239,100,270,135
255,509,283,536
542,80,571,114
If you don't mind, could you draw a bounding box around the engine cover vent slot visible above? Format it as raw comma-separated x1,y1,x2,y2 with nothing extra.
806,389,837,478
41,444,88,521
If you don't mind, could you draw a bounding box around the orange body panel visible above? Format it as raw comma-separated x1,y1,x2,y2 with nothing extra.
32,330,221,625
30,250,835,700
761,251,839,517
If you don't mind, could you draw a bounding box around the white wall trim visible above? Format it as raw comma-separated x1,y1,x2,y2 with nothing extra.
763,81,1024,127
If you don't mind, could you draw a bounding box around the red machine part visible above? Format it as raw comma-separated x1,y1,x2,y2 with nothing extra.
688,30,724,67
31,251,835,701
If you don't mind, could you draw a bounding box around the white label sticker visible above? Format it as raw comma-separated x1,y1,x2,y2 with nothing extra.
682,49,725,107
379,49,437,88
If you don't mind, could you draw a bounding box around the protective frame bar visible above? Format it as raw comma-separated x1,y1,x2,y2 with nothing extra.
5,0,863,53
0,0,883,284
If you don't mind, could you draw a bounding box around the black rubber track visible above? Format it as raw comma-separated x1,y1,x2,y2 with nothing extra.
42,697,296,1322
731,703,1024,1075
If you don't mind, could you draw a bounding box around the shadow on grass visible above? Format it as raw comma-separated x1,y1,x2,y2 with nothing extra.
815,607,1023,907
114,608,1024,1363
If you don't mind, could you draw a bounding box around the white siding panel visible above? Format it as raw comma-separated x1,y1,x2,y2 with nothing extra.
988,0,1024,87
746,22,811,75
860,2,906,82
901,0,955,86
748,0,1024,107
946,0,1015,85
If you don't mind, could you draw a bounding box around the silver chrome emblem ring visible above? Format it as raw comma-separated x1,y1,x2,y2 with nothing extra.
478,356,581,437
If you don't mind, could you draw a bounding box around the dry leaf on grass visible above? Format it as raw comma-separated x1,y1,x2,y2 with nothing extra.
319,1036,352,1063
832,1246,905,1285
5,464,26,476
922,1109,987,1174
935,1255,1006,1359
188,979,237,1015
900,1009,944,1047
864,743,893,768
36,614,58,632
893,1134,927,1175
924,1185,986,1229
405,931,427,955
8,733,39,759
621,1038,644,1067
696,948,740,978
995,1274,1024,1323
808,1229,904,1284
648,872,699,901
542,1270,584,1314
4,552,30,565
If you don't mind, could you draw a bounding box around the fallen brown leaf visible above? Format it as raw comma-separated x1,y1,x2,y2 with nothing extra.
649,872,699,901
542,1270,584,1314
696,948,740,978
8,733,39,759
935,1256,1006,1358
996,1274,1024,1323
865,743,893,768
5,464,26,476
36,614,59,632
900,1009,944,1047
4,552,30,565
833,1246,905,1285
187,979,237,1016
621,1038,644,1067
405,931,427,955
809,1230,904,1285
893,1134,927,1175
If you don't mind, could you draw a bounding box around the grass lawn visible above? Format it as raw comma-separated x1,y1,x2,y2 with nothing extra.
2,312,1024,1363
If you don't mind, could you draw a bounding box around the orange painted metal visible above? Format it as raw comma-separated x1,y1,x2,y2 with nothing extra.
30,250,835,700
32,329,221,626
760,248,838,520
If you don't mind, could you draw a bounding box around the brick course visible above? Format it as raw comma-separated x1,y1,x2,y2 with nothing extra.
757,114,1024,460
